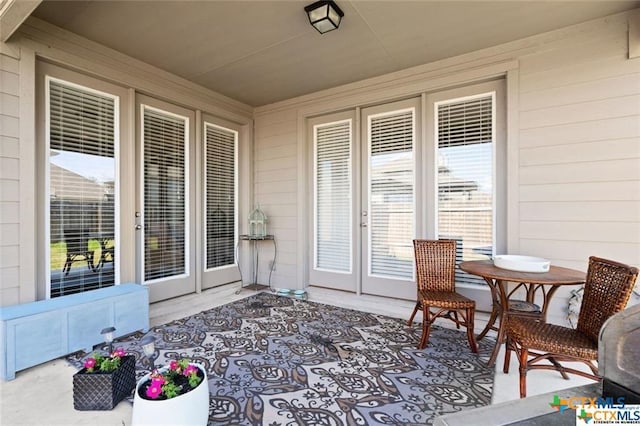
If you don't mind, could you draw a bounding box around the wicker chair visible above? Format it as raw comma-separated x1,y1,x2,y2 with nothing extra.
407,239,478,353
504,256,638,398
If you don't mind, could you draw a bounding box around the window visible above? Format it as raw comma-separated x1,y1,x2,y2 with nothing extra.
204,122,237,270
142,106,188,281
368,108,415,279
436,92,496,285
314,119,352,272
46,77,118,297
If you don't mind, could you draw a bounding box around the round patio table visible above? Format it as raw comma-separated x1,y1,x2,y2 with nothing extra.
459,260,585,368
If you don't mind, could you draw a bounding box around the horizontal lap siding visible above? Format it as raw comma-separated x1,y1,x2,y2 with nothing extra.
0,52,20,306
254,111,299,288
518,21,640,323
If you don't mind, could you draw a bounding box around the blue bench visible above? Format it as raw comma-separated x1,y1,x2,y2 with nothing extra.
0,283,149,380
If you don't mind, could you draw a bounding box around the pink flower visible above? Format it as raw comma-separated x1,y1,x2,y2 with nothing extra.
183,364,197,377
112,348,126,358
84,358,96,370
145,383,163,399
169,360,179,371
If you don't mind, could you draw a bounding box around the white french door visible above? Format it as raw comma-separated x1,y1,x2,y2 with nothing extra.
308,111,358,291
309,82,503,306
201,117,241,289
361,98,421,299
308,99,421,299
136,95,196,302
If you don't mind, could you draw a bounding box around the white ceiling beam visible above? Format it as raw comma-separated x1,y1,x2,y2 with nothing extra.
0,0,42,42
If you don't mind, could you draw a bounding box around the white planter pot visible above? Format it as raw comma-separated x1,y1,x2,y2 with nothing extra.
131,363,209,426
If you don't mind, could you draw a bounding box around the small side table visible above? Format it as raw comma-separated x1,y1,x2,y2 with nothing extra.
235,234,277,293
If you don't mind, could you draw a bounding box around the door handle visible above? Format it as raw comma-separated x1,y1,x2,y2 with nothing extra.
135,225,142,230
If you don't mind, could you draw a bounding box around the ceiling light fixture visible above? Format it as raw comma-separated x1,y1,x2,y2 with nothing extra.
304,0,344,34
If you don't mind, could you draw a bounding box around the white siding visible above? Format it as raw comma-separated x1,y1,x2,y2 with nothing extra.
0,50,20,305
253,110,298,287
253,10,640,322
516,17,640,323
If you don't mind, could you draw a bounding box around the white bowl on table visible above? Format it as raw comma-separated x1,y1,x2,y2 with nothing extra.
493,255,550,273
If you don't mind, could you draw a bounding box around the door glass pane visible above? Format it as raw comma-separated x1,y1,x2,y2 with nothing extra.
437,93,494,285
369,109,414,279
314,120,352,272
143,107,187,281
205,123,236,269
48,79,116,297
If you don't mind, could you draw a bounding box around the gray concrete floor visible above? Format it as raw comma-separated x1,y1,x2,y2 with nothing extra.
0,284,593,425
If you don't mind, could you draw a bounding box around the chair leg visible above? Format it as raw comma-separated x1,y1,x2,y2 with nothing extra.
407,302,420,326
503,336,512,374
466,307,478,353
418,304,432,349
453,311,461,329
477,306,499,341
548,357,570,380
518,346,529,398
63,256,72,276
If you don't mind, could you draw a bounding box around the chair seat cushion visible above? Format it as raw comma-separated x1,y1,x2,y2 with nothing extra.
509,300,541,313
419,290,475,309
507,316,598,360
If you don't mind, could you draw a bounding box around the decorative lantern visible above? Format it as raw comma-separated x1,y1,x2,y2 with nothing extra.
248,205,267,238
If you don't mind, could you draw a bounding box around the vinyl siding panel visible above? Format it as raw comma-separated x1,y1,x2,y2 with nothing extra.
520,73,640,111
520,201,640,222
519,95,640,130
517,17,640,294
0,135,19,157
520,221,640,244
520,55,640,94
520,116,640,148
0,52,20,304
520,181,640,202
520,138,640,166
253,109,300,288
520,159,640,184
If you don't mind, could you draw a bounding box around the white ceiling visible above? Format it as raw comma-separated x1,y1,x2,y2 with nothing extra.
31,0,639,107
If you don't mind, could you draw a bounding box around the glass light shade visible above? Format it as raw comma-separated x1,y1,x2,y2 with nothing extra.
305,0,344,34
101,326,115,343
140,335,156,357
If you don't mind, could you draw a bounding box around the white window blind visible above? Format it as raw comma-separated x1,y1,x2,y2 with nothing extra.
314,120,352,272
369,109,414,279
142,107,187,281
436,93,494,285
205,123,236,270
48,78,116,297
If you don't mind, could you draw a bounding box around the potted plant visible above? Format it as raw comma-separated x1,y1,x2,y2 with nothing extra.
131,359,209,426
73,347,136,410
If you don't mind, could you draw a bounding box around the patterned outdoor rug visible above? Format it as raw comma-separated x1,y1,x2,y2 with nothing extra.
68,292,495,425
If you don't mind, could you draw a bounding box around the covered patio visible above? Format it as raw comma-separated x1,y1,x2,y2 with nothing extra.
1,1,639,424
